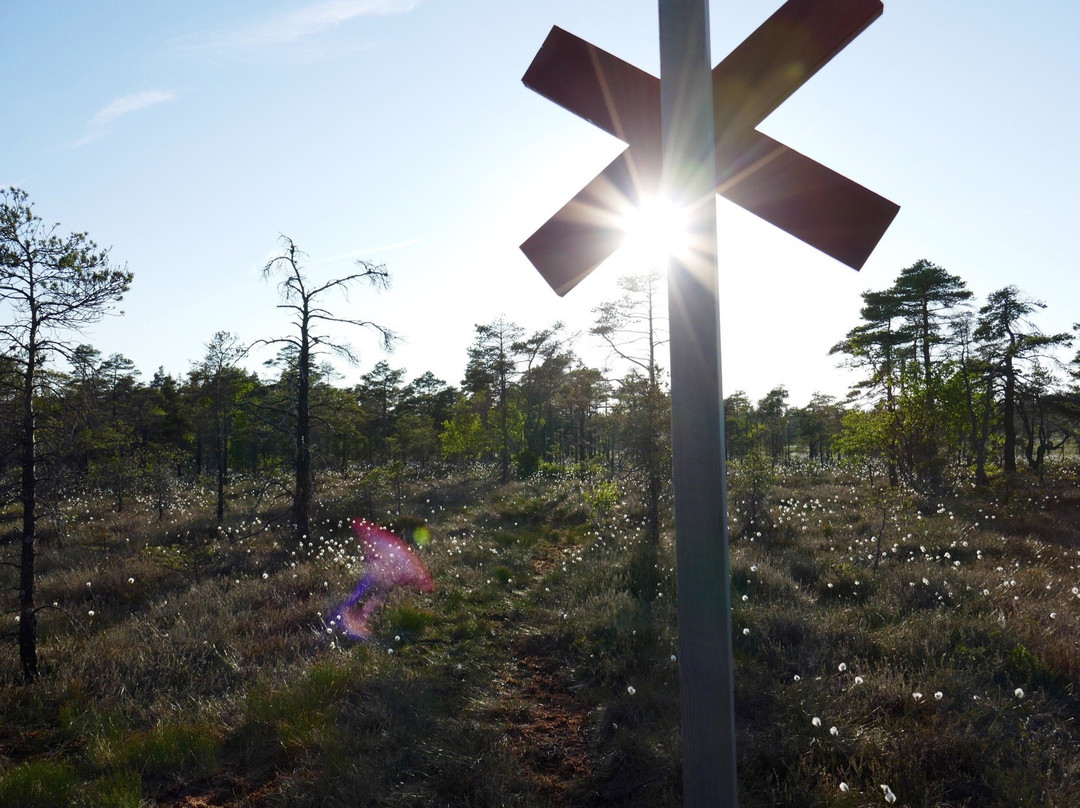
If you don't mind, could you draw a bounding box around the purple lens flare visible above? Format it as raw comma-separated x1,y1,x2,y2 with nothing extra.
330,518,435,640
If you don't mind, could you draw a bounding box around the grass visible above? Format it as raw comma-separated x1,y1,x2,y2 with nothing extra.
1,462,1079,806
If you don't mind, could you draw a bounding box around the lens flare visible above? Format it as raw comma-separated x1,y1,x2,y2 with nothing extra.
330,518,435,640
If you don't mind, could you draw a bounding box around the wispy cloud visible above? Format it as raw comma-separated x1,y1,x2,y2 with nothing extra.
90,90,177,127
182,0,421,55
315,238,421,266
69,90,178,148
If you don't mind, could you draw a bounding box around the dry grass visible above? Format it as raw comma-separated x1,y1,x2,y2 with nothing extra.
1,463,1079,806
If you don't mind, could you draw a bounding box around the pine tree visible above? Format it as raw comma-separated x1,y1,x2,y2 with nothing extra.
0,188,132,682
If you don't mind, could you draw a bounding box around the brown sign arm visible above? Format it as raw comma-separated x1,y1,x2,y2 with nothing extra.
719,132,898,272
713,0,884,139
521,28,661,296
714,0,898,270
520,153,642,297
522,26,661,167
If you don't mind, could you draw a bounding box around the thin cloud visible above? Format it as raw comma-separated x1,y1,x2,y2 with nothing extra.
90,90,177,127
183,0,421,54
316,238,421,266
68,90,178,148
68,130,108,149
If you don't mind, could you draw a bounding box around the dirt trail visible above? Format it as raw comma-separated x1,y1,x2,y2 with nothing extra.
500,646,591,799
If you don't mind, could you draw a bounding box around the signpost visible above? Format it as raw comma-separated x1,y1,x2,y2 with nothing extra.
518,2,898,805
658,3,734,805
522,0,898,296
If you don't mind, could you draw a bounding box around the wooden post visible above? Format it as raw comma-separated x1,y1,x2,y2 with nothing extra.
658,1,738,806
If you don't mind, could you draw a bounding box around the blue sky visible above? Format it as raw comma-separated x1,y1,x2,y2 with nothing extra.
2,1,1078,405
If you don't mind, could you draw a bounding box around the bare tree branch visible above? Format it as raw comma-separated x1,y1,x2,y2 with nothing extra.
254,234,396,542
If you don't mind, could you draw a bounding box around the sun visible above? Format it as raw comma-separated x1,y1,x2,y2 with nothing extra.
616,194,689,271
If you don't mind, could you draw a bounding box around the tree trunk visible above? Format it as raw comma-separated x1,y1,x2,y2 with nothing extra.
1017,401,1037,471
1002,354,1017,474
216,428,227,525
498,371,511,485
635,374,664,603
294,313,312,542
214,374,229,525
19,355,38,683
973,376,993,486
921,304,933,406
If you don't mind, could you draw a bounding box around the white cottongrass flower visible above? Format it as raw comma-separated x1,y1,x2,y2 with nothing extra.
912,691,923,700
839,782,849,792
829,726,839,736
627,685,637,695
854,676,864,685
838,662,847,672
1014,687,1024,698
742,627,750,636
934,691,944,700
811,716,821,727
881,784,897,803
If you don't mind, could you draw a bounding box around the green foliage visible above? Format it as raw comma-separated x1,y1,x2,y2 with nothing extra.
440,394,488,461
235,662,350,773
113,723,219,781
141,541,215,577
729,441,776,540
76,772,142,808
835,407,895,480
0,760,79,808
583,479,620,521
492,489,551,524
383,603,436,637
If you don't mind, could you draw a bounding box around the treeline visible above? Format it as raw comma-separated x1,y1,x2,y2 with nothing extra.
5,195,1079,532
5,248,1079,527
0,263,878,527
